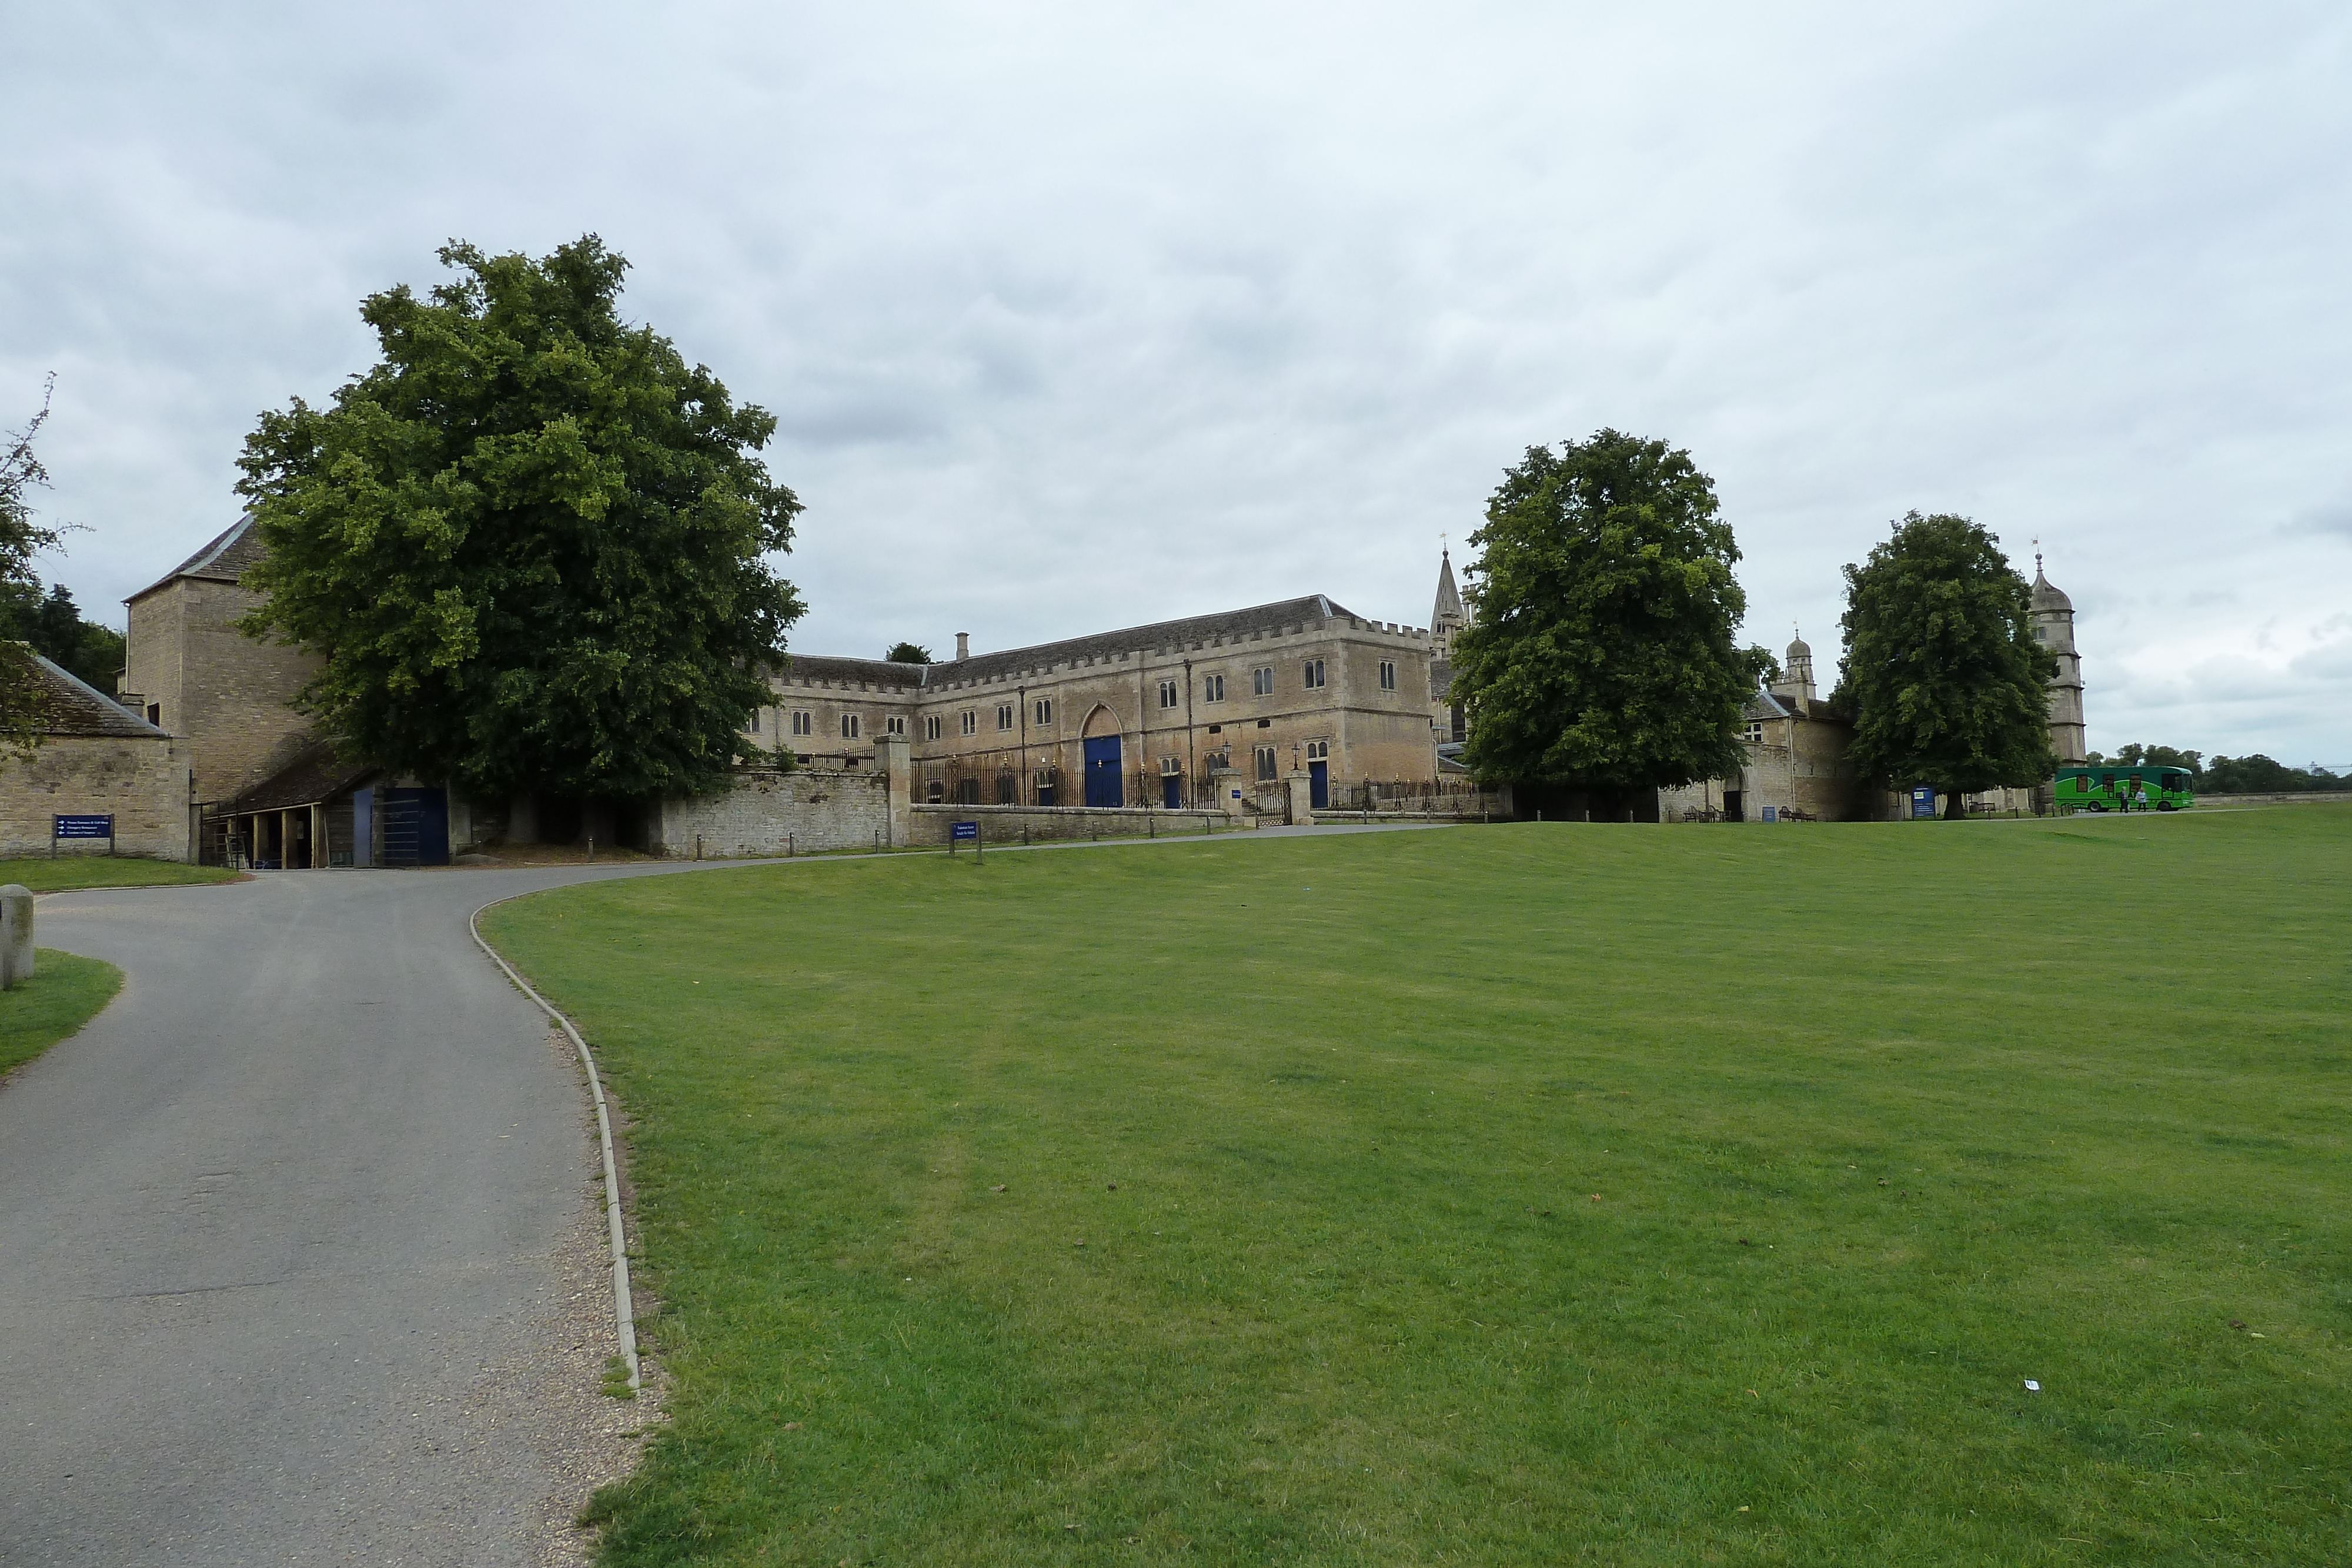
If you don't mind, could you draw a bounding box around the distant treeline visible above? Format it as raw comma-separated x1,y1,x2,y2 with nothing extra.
2086,744,2344,794
1,577,123,695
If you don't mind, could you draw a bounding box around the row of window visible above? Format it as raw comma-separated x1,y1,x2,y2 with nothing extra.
756,656,1396,741
1150,658,1392,710
754,710,909,740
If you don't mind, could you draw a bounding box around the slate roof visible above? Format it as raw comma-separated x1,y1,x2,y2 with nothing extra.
219,738,376,814
18,651,168,739
778,596,1368,693
129,513,266,601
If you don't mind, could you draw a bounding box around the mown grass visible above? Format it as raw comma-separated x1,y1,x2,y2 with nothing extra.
483,806,2352,1566
0,856,238,892
0,949,124,1076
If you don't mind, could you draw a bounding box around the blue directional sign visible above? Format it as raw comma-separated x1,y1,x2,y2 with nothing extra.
1910,787,1937,819
54,814,113,839
950,821,979,842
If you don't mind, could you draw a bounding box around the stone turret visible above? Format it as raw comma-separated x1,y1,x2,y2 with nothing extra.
1769,629,1816,707
2030,551,2086,765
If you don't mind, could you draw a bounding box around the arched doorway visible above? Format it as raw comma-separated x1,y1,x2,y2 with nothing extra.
1080,704,1124,808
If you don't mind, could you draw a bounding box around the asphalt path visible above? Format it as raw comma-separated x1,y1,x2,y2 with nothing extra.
0,821,1448,1564
0,858,723,1567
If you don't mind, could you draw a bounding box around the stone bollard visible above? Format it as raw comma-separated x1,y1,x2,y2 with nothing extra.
1,884,32,991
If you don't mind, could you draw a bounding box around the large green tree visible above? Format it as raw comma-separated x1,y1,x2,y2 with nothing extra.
1450,430,1763,811
238,237,804,800
1835,511,2054,817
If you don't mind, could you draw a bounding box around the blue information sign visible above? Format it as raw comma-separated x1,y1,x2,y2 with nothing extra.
950,821,979,842
1760,805,1778,823
1910,787,1937,819
54,814,113,839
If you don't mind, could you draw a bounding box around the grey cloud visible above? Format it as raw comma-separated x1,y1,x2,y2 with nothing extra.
5,1,2351,764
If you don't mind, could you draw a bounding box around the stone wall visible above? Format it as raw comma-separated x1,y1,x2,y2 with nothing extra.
125,576,319,804
0,735,192,861
907,803,1231,846
649,767,895,858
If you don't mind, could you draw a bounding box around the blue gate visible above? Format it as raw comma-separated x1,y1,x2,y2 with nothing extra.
381,787,450,867
1083,735,1124,808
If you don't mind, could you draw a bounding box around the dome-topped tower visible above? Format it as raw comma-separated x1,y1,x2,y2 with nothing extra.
1769,627,1817,706
2029,546,2086,765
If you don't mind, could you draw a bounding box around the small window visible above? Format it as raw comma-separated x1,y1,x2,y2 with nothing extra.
1207,723,1222,734
1303,658,1325,690
1160,756,1181,775
147,703,162,726
1251,666,1273,697
1158,678,1179,709
1203,673,1226,703
841,713,861,740
748,709,763,734
2033,627,2047,641
1255,745,1278,781
1257,718,1271,728
924,714,943,741
997,703,1014,731
887,715,906,735
961,710,978,737
1305,740,1328,761
791,710,814,737
1378,660,1395,692
1741,721,1763,745
1034,698,1054,726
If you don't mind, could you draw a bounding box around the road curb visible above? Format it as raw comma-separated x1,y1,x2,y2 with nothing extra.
469,895,640,1395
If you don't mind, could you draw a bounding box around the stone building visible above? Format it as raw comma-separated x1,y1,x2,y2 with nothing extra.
1659,632,1860,822
1,653,191,860
756,593,1444,813
119,514,320,807
106,511,1464,857
1662,556,2088,822
2032,553,2086,766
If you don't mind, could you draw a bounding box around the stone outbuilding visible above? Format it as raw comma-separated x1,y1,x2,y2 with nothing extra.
1,653,191,860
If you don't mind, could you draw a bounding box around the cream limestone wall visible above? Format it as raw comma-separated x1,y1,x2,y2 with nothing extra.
1,735,191,860
763,613,1439,808
126,577,320,804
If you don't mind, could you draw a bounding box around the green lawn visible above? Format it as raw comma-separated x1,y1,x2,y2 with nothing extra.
483,807,2352,1566
0,950,124,1076
0,856,238,892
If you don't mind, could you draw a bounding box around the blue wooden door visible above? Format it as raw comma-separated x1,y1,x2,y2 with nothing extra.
1309,761,1329,809
1083,735,1124,808
1162,774,1181,808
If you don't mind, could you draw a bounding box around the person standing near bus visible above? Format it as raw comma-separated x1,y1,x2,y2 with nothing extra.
2136,783,2149,811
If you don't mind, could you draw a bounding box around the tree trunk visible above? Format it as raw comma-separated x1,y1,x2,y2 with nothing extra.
1943,791,1965,820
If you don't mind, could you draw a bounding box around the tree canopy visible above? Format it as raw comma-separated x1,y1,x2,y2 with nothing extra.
1,580,125,693
884,641,933,664
2,379,68,750
1449,430,1762,808
1835,511,2054,814
238,237,804,800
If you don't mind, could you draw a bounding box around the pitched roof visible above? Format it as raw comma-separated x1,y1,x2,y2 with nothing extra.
219,738,376,814
17,651,168,739
778,595,1365,690
129,513,266,601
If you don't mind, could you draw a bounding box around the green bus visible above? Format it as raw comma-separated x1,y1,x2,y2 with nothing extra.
2057,765,2194,812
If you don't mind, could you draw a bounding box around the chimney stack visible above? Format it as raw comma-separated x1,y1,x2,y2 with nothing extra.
955,631,970,661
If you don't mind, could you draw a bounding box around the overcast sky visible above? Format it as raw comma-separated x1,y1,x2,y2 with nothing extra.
5,3,2347,764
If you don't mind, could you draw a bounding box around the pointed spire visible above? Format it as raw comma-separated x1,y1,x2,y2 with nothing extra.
1432,543,1465,631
